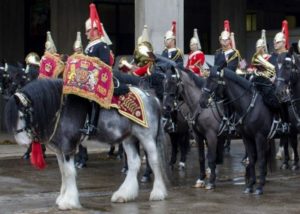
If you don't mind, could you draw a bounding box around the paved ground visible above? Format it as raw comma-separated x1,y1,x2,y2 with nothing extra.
1,134,300,214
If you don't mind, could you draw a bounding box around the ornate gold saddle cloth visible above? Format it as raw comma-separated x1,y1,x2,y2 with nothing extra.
62,53,114,108
111,87,148,128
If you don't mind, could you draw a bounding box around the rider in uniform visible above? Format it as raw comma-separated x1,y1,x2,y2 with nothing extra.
82,3,111,135
269,20,290,159
214,20,241,72
162,21,184,68
186,28,205,76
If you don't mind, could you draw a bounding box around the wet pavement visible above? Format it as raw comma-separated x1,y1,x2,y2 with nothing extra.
1,138,300,214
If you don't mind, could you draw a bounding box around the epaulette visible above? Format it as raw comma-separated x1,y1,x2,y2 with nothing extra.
172,48,183,61
227,49,241,63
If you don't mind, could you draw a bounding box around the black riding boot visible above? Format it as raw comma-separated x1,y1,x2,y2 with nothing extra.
81,102,100,135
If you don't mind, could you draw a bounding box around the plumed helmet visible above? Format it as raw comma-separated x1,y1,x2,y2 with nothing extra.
45,31,57,54
256,29,268,53
256,38,265,48
274,20,289,49
134,41,154,67
86,3,104,37
164,21,176,41
190,28,201,50
220,20,231,40
73,32,83,53
25,52,40,66
100,23,112,45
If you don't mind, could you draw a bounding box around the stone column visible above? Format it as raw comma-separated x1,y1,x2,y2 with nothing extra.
211,0,246,57
135,0,184,54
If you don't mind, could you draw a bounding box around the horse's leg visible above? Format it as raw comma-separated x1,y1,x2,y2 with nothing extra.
169,133,178,168
142,136,167,201
107,145,115,157
56,153,81,210
280,136,290,169
112,137,140,202
117,143,124,160
194,133,206,188
289,133,299,170
75,144,88,168
141,153,153,183
243,139,257,194
178,132,189,170
205,131,218,190
55,153,66,206
255,134,268,195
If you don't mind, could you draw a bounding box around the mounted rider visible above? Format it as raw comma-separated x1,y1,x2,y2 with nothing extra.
186,28,205,76
80,3,112,136
119,25,155,77
214,20,241,72
162,21,184,68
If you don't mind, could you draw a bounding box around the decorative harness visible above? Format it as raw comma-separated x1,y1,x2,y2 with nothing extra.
202,69,259,135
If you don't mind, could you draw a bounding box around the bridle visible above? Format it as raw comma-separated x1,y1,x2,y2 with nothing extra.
202,68,258,126
14,92,40,140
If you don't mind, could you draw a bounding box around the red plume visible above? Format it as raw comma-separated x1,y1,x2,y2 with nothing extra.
30,140,46,170
282,20,289,49
171,21,176,36
224,20,230,32
89,3,103,37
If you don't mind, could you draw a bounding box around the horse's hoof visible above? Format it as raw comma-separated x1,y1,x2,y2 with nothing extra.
243,187,253,194
76,162,87,169
280,163,289,170
140,176,151,183
194,179,205,188
205,183,215,190
292,164,299,171
178,162,186,171
254,188,263,195
112,197,127,203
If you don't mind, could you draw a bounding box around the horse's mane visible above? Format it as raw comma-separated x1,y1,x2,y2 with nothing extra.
183,68,205,89
5,79,63,141
223,68,252,91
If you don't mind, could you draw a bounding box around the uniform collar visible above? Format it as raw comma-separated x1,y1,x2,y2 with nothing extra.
189,50,202,58
224,49,234,55
168,48,177,52
85,38,103,53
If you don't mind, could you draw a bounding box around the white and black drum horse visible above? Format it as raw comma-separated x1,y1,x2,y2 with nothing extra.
5,78,168,210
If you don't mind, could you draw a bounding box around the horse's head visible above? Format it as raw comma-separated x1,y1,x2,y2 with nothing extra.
162,67,181,117
199,65,224,108
4,63,28,97
275,49,300,102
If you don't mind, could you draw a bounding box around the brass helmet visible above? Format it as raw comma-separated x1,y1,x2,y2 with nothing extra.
164,21,176,41
45,31,57,54
73,32,83,53
190,28,201,50
25,52,40,66
134,41,154,67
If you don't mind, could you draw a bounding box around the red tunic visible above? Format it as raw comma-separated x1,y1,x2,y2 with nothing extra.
186,50,205,76
132,63,151,77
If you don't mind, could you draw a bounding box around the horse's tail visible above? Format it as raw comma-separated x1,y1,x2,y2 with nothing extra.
4,95,19,134
156,108,171,185
267,139,276,173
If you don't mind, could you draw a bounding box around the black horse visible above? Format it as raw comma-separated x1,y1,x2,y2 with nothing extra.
200,66,275,195
5,78,168,210
275,51,300,170
163,67,225,189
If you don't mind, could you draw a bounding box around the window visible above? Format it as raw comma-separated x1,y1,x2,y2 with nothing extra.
246,13,257,32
